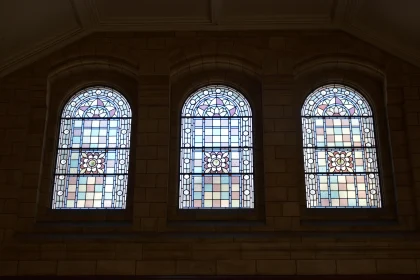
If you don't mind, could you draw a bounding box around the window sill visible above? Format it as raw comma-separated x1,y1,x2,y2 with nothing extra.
35,208,132,224
299,206,399,227
167,220,266,228
14,229,419,242
301,206,396,218
300,218,398,227
34,220,132,228
167,208,265,222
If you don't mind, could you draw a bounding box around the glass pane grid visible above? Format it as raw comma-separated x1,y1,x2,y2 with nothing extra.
53,174,128,209
55,149,130,175
179,85,254,209
52,87,132,210
301,85,381,209
179,174,254,209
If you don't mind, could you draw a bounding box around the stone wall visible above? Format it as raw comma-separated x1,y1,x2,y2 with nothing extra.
0,30,420,276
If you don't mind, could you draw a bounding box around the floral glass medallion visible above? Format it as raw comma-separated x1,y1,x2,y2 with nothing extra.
301,84,381,208
204,152,229,173
328,151,353,172
52,86,132,209
179,85,254,209
80,152,106,174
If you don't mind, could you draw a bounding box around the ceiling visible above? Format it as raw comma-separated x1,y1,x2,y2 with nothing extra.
0,0,419,77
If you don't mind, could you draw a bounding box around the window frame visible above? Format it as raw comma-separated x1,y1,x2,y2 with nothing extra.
294,65,398,224
178,84,255,210
168,71,265,223
51,86,133,211
35,65,138,224
300,83,382,209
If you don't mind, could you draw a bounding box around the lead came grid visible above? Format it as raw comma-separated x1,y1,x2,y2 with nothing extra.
301,85,381,208
179,85,254,209
52,87,132,209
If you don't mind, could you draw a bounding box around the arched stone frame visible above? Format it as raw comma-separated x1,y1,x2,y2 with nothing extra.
168,60,265,221
36,57,138,222
293,56,398,223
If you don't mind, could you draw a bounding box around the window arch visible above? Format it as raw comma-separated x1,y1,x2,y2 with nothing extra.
52,86,132,209
301,84,382,208
179,85,254,209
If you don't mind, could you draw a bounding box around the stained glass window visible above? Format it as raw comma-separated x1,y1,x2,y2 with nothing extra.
52,86,132,209
179,85,254,209
301,84,382,208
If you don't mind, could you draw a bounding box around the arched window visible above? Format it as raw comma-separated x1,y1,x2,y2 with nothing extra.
302,84,381,208
179,85,254,209
52,86,132,209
